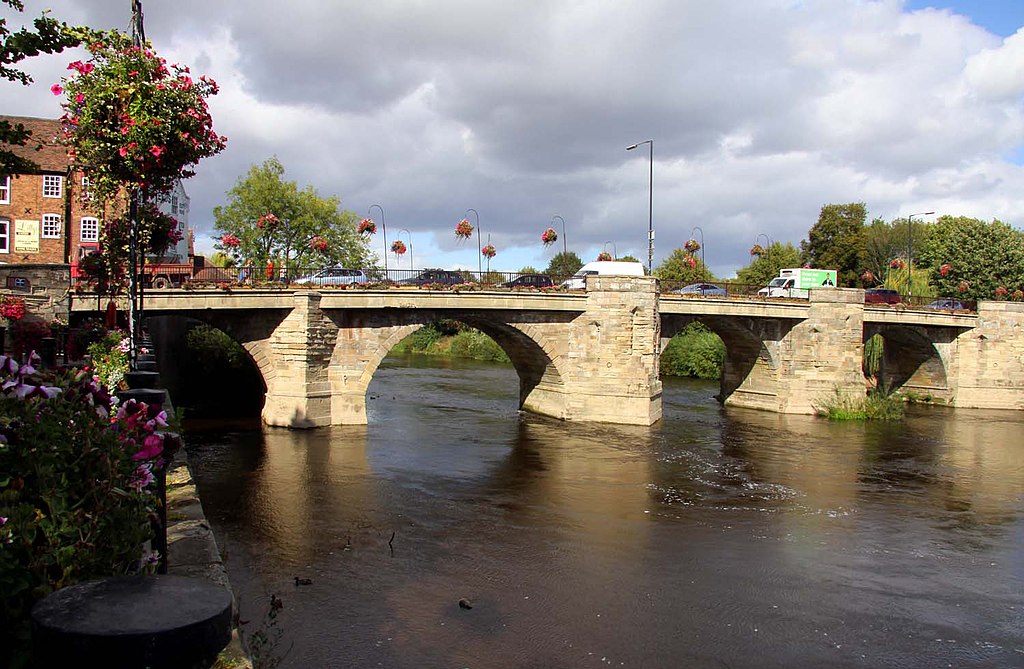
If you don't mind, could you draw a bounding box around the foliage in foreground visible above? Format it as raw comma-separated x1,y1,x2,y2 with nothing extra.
815,386,905,421
0,356,175,667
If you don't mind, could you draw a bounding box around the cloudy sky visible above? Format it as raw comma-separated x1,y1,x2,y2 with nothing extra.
3,0,1023,277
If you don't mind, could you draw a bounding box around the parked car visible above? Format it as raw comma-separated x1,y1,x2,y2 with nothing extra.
926,298,965,311
293,266,369,286
499,273,554,289
399,269,466,286
673,282,727,297
864,288,902,305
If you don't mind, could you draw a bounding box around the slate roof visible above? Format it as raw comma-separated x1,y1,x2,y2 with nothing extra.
0,115,69,173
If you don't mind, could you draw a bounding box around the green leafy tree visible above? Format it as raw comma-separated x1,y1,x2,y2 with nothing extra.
801,203,867,286
518,265,539,274
736,242,802,287
544,251,583,281
919,216,1024,300
213,157,371,273
618,254,642,264
655,247,713,285
1,0,88,173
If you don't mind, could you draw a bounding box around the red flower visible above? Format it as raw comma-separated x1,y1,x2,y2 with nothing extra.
220,233,240,248
939,263,952,277
455,219,474,239
541,228,558,246
51,83,63,96
750,244,765,256
257,213,280,229
309,236,328,252
597,252,612,262
684,255,697,268
890,258,905,269
391,240,407,255
958,280,971,293
358,218,376,235
995,286,1008,298
482,244,497,259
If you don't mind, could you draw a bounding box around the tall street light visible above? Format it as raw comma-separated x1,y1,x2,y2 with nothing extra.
626,139,654,273
368,204,388,281
466,208,481,281
690,226,705,269
604,241,617,259
906,211,934,298
398,229,413,272
552,215,567,255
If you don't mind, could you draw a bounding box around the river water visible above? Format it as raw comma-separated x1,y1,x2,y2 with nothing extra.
185,355,1024,668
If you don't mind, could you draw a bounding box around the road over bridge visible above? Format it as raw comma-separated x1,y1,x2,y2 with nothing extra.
73,278,1023,427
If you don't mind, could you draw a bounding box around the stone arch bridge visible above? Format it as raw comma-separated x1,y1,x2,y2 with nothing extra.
72,277,1024,427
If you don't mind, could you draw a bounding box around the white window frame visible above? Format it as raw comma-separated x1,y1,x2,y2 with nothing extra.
0,218,9,253
42,174,63,199
0,175,10,204
41,213,62,239
80,175,92,202
80,217,99,243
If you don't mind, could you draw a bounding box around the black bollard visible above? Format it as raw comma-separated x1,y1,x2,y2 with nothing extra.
39,337,57,369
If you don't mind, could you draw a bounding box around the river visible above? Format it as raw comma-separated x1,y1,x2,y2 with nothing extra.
185,355,1024,668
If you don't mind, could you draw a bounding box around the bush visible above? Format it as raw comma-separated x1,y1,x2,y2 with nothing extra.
86,329,130,391
0,358,175,667
661,322,725,379
815,385,905,421
448,329,510,363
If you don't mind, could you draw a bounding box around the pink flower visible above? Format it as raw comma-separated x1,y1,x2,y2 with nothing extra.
75,92,84,104
149,145,165,158
51,83,63,95
132,433,164,461
119,146,129,157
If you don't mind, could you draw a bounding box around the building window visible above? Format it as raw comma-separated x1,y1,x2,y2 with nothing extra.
80,217,99,243
42,213,62,239
0,175,10,204
43,174,63,198
0,218,9,253
81,175,92,202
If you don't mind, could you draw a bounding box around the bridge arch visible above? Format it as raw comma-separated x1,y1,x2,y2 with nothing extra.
863,323,954,402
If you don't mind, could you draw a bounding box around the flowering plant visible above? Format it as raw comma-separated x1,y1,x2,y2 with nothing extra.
995,286,1008,298
939,263,952,277
309,236,328,252
391,240,407,256
0,296,27,323
684,239,700,252
750,244,765,256
221,233,241,248
860,270,876,284
541,228,558,246
357,218,376,235
1015,289,1024,301
958,280,971,293
683,254,697,268
257,213,280,230
455,219,474,239
889,258,905,269
597,251,613,262
481,244,497,259
57,32,226,202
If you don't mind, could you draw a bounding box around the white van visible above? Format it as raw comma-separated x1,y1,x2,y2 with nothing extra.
561,260,646,290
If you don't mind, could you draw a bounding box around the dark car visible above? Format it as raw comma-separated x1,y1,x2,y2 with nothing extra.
926,298,965,311
399,269,466,286
673,282,728,297
865,288,902,305
499,273,554,289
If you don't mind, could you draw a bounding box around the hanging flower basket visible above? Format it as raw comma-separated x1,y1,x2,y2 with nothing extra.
257,213,279,230
958,280,971,293
889,258,905,269
358,218,377,235
220,233,240,248
1,296,27,323
939,263,952,277
455,219,474,239
481,244,497,259
309,236,328,252
683,255,697,268
684,239,700,252
860,270,875,283
596,252,612,262
391,240,407,256
541,228,558,246
750,244,765,256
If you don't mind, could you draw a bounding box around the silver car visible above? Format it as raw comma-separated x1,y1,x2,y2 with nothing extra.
294,267,368,286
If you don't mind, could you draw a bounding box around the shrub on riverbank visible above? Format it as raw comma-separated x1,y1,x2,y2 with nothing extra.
391,323,510,364
661,322,725,379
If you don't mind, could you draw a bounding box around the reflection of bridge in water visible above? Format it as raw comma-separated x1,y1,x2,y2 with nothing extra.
73,278,1024,428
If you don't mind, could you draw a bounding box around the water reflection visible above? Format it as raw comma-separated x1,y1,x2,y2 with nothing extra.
185,360,1024,668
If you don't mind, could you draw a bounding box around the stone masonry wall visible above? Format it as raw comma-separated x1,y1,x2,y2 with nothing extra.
953,301,1024,410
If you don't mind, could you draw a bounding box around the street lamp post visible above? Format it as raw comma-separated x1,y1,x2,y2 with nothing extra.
690,226,705,269
626,139,654,273
368,204,388,281
552,215,567,255
398,229,413,272
466,208,481,281
604,241,617,259
906,211,934,299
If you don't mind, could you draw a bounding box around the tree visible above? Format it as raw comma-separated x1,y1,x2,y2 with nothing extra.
736,242,802,287
655,247,713,285
518,265,539,274
544,251,583,280
619,254,642,264
801,203,867,286
1,1,88,173
919,216,1024,301
213,157,371,272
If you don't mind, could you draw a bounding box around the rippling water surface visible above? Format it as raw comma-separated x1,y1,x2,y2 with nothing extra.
186,355,1024,668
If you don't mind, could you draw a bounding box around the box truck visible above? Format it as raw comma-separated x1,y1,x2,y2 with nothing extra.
757,268,837,299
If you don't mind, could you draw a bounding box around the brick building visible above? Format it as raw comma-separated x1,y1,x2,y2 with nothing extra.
0,114,193,268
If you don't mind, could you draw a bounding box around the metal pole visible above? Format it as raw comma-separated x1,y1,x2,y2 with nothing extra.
552,215,566,255
399,229,413,272
369,205,387,281
691,226,705,269
906,211,934,299
626,140,654,273
467,208,481,281
604,241,617,259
